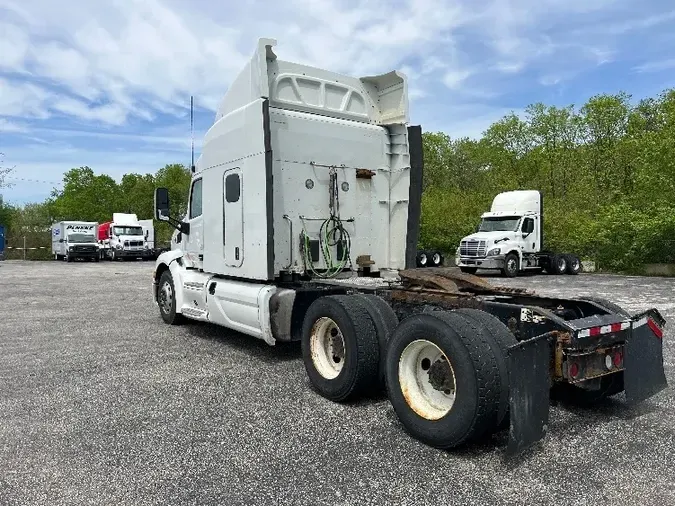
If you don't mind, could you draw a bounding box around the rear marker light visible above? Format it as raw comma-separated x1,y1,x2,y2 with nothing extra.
569,362,579,378
605,354,613,370
613,351,622,367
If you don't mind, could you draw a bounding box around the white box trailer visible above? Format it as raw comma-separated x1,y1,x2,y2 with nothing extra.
149,37,668,457
138,219,158,260
51,221,100,262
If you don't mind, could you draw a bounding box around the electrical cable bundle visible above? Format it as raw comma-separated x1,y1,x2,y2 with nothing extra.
300,166,352,278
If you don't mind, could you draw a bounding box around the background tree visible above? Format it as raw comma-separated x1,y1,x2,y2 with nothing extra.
3,88,675,272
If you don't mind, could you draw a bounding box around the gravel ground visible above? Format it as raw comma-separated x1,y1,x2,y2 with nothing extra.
0,260,673,506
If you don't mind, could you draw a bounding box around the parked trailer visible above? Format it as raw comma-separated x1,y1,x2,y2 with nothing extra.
138,219,159,260
149,38,668,457
51,221,100,262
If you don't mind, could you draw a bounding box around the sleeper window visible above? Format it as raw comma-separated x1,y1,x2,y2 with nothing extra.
189,178,203,219
225,173,240,203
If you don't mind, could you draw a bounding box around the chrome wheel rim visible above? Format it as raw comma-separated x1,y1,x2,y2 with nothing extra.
159,280,173,314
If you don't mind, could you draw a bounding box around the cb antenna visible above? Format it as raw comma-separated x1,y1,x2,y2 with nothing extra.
190,95,195,173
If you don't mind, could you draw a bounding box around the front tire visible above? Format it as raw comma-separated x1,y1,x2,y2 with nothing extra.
301,295,380,402
385,311,501,449
157,270,184,325
502,252,519,278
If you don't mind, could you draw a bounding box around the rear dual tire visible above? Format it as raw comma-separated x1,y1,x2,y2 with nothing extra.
301,296,516,448
384,309,513,448
416,250,444,268
301,295,382,402
545,253,582,275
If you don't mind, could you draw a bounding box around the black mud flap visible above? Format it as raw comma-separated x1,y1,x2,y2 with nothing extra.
505,332,554,457
624,309,667,405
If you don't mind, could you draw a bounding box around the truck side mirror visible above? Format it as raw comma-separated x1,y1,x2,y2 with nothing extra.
154,187,170,221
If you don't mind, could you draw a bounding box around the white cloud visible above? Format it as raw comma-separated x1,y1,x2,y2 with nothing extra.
0,0,672,203
0,79,51,118
633,59,675,73
0,118,28,133
0,0,645,125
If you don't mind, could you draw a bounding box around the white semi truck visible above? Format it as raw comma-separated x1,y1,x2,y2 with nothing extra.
51,221,100,262
150,38,667,456
456,190,582,277
98,213,149,260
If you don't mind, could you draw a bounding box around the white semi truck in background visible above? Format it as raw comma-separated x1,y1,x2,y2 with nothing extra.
51,221,100,262
98,213,150,260
455,190,582,277
149,37,667,457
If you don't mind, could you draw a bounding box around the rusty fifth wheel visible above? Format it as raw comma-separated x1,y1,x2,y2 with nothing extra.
384,310,502,449
301,295,380,402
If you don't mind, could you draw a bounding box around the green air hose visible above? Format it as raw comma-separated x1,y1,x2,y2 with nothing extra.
301,215,352,279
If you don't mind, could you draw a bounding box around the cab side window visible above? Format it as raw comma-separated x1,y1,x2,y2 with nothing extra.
189,178,203,219
522,218,534,234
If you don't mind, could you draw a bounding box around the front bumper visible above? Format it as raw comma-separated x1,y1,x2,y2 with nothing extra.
458,255,505,269
117,249,145,257
506,308,667,457
69,249,98,258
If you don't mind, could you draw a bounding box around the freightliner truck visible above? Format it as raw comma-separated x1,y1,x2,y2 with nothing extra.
456,190,583,277
150,38,668,456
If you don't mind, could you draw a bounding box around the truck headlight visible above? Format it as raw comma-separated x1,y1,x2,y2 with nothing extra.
487,248,501,256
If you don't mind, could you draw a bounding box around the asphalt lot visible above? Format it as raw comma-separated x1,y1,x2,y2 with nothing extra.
0,260,673,506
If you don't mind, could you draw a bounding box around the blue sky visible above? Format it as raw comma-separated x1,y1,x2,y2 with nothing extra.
1,0,674,205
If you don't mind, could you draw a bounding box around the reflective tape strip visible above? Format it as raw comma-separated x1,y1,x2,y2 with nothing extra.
633,317,648,328
5,246,49,250
578,321,630,338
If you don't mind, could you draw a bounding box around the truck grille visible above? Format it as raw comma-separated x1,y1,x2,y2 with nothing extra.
460,240,486,257
125,240,143,247
74,245,97,252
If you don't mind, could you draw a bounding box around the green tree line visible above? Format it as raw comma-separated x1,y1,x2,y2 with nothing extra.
0,164,191,259
420,89,675,273
2,88,675,271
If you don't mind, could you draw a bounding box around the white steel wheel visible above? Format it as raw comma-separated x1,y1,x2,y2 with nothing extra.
309,317,346,380
432,252,442,266
398,338,457,420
